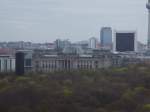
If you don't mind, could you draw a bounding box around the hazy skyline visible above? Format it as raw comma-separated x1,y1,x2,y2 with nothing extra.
0,0,148,43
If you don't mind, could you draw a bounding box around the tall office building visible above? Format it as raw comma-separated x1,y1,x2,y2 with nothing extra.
55,39,71,50
114,31,137,52
15,50,33,75
15,52,25,75
89,37,97,49
100,27,112,50
55,39,63,50
146,0,150,49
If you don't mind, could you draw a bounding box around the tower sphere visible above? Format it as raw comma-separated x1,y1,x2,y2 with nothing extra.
147,3,150,10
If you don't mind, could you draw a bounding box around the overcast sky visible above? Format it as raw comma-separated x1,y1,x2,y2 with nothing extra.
0,0,148,43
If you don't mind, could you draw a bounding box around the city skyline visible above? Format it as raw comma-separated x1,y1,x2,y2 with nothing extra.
0,0,148,43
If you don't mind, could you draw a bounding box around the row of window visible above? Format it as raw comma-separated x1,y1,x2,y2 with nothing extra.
37,60,100,65
77,65,93,69
0,59,14,72
35,61,101,70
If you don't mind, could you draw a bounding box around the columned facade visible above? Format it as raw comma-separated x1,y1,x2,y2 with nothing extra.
33,54,113,73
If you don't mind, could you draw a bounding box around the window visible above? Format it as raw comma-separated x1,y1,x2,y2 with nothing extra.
25,59,32,66
10,60,12,71
4,59,7,71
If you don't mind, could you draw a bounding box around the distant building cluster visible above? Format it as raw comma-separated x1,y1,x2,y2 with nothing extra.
0,26,148,74
1,0,150,74
0,27,146,53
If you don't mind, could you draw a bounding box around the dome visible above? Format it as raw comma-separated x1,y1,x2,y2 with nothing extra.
62,46,84,54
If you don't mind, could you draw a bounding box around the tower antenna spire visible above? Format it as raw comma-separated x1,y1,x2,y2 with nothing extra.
146,0,150,49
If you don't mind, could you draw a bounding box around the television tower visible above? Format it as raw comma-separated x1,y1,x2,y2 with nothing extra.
146,0,150,49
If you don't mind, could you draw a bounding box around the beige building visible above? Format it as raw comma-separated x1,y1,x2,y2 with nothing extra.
33,54,114,73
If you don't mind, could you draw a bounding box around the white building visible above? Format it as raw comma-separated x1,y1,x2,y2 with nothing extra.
0,55,15,72
89,37,97,49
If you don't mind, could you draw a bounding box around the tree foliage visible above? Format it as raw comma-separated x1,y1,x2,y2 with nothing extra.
0,65,150,112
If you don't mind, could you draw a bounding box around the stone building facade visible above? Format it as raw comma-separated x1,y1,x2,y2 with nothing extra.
32,54,115,73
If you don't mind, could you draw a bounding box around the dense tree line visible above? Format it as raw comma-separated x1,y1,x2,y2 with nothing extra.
0,64,150,112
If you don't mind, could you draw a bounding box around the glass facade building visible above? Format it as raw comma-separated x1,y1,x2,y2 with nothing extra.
116,33,135,52
100,27,112,49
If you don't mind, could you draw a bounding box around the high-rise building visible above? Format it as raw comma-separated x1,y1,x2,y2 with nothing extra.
15,50,33,75
15,52,25,75
55,39,71,50
146,0,150,49
55,39,63,50
100,27,112,50
89,37,97,49
114,31,137,52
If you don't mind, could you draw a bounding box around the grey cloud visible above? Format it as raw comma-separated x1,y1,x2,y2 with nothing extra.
0,0,148,43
